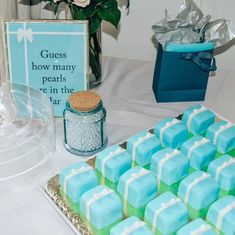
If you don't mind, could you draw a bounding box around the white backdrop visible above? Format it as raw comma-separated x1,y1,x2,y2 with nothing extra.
0,0,235,80
102,0,235,71
11,0,235,72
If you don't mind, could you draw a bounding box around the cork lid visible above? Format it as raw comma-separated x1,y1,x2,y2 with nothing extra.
68,91,101,112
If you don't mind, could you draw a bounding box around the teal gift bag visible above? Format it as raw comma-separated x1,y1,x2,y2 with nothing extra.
152,43,217,102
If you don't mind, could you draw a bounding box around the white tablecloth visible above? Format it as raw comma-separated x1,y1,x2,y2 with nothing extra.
0,57,235,235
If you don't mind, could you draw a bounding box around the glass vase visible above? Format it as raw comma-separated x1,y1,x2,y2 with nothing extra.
55,4,102,88
89,29,102,88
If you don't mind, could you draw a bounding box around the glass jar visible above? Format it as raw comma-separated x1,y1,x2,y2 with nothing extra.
63,91,107,156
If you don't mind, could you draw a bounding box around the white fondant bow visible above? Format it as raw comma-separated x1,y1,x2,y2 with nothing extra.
187,138,210,159
160,119,180,145
86,188,113,221
160,198,181,211
187,106,206,130
123,168,149,214
17,28,33,43
215,158,235,181
63,166,93,194
185,173,210,204
132,132,154,167
213,122,233,145
157,149,180,188
152,198,181,233
216,201,235,232
190,224,212,235
192,138,209,149
130,169,148,181
121,221,146,235
101,147,126,177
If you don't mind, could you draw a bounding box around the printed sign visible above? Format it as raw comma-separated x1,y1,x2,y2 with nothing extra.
4,21,89,116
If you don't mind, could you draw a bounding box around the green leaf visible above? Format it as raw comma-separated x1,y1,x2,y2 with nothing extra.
52,2,61,15
72,7,87,19
100,0,118,9
80,5,98,18
89,15,102,35
97,4,121,28
43,2,54,11
19,0,42,6
89,49,101,80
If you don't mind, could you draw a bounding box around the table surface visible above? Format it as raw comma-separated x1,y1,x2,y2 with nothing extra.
0,57,235,235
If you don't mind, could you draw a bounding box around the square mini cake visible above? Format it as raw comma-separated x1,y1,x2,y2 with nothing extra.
178,171,219,220
181,136,216,172
80,185,123,235
207,155,235,197
207,196,235,235
95,145,132,189
144,192,188,235
117,166,158,219
110,216,152,235
60,162,98,212
127,130,161,169
182,105,215,135
206,121,235,155
150,148,189,194
177,218,216,235
154,117,188,149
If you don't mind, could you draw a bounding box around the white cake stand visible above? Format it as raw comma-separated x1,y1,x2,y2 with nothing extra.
0,83,56,212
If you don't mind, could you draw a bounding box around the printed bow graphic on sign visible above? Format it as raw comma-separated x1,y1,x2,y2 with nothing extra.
17,28,33,43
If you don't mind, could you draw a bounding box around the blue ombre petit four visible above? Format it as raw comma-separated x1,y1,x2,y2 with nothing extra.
178,171,219,220
208,155,235,197
150,148,189,194
127,130,161,168
206,121,235,154
154,117,188,149
177,219,216,235
60,162,98,212
117,166,158,219
95,145,132,189
207,196,235,235
182,105,215,135
144,192,188,235
110,216,152,235
80,185,123,235
181,136,216,172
